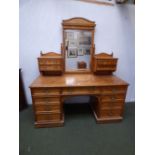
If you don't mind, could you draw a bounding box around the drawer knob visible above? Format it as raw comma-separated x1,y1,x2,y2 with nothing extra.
111,97,115,101
67,88,72,94
112,88,116,93
45,106,50,111
108,110,113,116
44,89,49,94
91,87,94,90
45,98,50,103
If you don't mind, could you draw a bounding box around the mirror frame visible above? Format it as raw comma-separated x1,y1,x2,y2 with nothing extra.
62,17,96,73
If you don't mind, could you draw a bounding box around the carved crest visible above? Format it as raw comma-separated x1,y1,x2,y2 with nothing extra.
95,52,114,58
40,51,61,57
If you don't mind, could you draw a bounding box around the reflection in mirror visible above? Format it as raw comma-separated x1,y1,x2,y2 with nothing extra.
64,30,92,72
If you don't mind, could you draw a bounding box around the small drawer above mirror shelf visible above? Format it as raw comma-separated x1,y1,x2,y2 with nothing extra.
93,52,118,75
38,52,63,75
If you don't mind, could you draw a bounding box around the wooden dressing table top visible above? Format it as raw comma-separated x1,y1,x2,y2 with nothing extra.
30,74,128,88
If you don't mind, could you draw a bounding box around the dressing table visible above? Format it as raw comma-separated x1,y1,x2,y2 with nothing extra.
30,17,128,128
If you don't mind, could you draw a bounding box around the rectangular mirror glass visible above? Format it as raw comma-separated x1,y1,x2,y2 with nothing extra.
64,30,92,72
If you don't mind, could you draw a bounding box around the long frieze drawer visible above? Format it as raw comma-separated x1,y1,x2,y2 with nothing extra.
36,112,61,122
62,87,100,95
35,103,61,112
32,88,61,96
100,94,125,102
99,108,122,117
33,97,60,103
101,86,127,94
38,58,62,65
39,65,62,71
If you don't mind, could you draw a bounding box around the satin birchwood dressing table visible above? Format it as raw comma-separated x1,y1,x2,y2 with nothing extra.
30,17,128,128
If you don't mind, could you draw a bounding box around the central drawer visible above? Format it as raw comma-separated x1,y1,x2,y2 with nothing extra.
32,88,61,96
62,87,100,95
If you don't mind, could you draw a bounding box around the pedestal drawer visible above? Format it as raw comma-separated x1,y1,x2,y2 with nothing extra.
101,94,125,102
33,97,60,103
35,102,61,112
99,108,122,118
99,101,124,108
36,112,61,122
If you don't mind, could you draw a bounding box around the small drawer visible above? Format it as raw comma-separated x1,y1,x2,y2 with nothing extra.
99,108,122,117
101,94,125,102
32,88,60,96
35,103,61,112
62,87,88,95
36,112,61,122
34,97,60,104
38,58,62,65
101,86,126,94
38,58,52,65
39,65,62,71
96,65,116,71
96,59,117,65
39,65,49,71
52,59,62,65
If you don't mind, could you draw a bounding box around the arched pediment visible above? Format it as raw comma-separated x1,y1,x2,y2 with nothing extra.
62,17,96,29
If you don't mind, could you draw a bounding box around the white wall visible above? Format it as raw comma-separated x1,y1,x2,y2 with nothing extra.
19,0,135,104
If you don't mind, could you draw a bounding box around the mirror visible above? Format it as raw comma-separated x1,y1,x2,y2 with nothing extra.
62,17,96,73
64,30,92,71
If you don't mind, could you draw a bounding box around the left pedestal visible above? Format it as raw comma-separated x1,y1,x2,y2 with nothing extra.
30,88,64,128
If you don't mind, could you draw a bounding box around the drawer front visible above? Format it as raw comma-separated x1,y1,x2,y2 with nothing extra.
62,87,100,95
32,88,60,96
39,65,62,71
96,65,116,71
38,58,62,65
101,86,127,94
36,113,61,122
100,101,124,108
96,59,117,65
99,108,122,117
35,103,61,112
33,97,60,104
101,94,125,102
